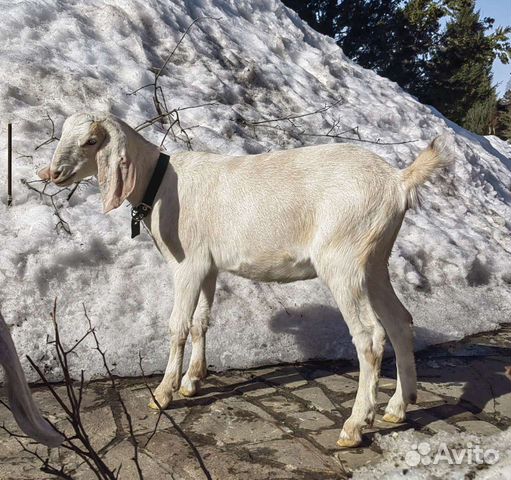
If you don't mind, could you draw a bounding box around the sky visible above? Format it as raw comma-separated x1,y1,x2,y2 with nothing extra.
476,0,511,96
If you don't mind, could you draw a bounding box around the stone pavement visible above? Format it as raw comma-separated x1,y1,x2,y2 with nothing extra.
1,325,510,479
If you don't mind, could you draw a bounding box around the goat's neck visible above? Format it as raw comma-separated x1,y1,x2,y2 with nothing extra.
126,133,161,206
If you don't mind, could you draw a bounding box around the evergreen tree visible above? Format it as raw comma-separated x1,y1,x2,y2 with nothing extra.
463,91,497,135
496,85,511,139
388,0,444,94
282,0,511,135
281,0,444,95
421,0,510,131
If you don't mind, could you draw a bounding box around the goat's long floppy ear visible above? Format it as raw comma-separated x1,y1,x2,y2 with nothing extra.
0,312,63,447
94,119,137,213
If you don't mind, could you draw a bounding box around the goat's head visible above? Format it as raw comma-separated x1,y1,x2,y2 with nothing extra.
38,113,137,213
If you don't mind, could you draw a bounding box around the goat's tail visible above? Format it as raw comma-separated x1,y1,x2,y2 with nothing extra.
0,312,64,447
402,133,454,208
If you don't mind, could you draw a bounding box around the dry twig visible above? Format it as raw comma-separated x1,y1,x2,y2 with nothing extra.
21,179,88,234
35,114,60,151
137,354,212,480
127,16,219,149
240,100,419,146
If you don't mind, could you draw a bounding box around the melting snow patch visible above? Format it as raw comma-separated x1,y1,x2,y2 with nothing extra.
354,429,511,479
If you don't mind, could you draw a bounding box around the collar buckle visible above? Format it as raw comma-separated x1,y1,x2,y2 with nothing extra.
131,203,152,223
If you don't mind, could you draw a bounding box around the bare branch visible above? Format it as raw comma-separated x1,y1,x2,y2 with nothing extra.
35,114,60,151
21,179,88,235
127,16,220,149
242,99,343,126
240,100,419,146
134,103,217,132
154,16,219,84
83,305,145,480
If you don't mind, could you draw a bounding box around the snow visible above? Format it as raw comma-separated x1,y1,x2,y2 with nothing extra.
0,0,510,382
353,429,511,479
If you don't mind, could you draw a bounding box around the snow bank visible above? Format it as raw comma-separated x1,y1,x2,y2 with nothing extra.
354,429,511,479
0,0,510,380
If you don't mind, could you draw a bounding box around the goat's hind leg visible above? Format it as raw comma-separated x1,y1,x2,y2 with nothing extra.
318,258,386,448
369,269,417,424
180,270,217,397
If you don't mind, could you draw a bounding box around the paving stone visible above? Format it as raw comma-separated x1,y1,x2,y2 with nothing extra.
462,358,511,419
177,442,298,480
241,384,277,397
309,427,341,450
119,382,189,435
456,420,503,436
229,396,280,423
408,409,460,434
259,395,305,414
341,391,391,409
32,385,117,451
378,377,398,390
1,326,509,479
187,397,284,445
286,410,336,430
214,372,250,386
293,387,338,413
216,377,278,397
417,379,468,399
265,370,309,389
334,447,381,471
244,438,340,475
315,373,359,394
100,438,179,480
80,404,117,451
366,414,409,433
416,388,445,403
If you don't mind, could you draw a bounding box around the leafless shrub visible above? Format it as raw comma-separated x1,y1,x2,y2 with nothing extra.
1,300,143,480
1,301,213,479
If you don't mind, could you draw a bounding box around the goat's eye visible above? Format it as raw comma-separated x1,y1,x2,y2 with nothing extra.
86,138,97,146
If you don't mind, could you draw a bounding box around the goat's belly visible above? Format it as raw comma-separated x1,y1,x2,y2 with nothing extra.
223,252,317,283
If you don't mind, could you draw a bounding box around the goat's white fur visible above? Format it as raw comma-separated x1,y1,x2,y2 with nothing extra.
40,112,453,448
0,312,63,447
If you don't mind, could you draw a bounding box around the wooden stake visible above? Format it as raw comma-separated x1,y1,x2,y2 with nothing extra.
7,123,12,206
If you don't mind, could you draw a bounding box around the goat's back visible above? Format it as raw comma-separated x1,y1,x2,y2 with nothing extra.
152,143,407,280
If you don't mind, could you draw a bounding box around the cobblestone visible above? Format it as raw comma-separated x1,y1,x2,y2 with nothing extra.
1,326,510,479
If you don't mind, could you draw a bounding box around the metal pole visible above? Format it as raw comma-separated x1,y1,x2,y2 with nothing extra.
7,123,12,206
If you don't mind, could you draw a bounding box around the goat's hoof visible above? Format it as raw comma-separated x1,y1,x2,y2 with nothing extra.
336,438,362,448
179,376,199,397
382,413,406,424
179,386,196,397
148,401,160,410
148,395,172,410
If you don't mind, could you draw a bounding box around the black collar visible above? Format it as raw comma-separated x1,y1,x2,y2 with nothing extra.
131,152,169,238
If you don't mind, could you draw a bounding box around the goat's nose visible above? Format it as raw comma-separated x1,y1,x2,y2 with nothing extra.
37,165,51,181
50,168,63,181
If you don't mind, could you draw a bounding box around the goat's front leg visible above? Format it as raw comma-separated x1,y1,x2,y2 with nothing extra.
180,270,217,397
149,266,205,410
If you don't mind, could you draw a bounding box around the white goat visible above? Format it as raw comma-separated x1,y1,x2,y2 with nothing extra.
0,312,63,447
39,112,452,448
